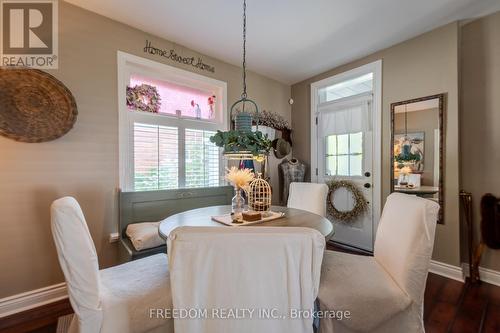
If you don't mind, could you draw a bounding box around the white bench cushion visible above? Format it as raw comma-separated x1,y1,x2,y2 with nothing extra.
126,222,164,251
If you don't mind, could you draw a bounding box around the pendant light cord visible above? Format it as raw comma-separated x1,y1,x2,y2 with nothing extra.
241,0,247,99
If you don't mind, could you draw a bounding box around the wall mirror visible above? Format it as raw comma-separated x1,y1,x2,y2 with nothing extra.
390,94,445,223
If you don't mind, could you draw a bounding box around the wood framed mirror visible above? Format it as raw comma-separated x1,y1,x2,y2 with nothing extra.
390,94,445,223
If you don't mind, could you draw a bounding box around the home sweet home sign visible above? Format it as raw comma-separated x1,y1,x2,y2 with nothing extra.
143,40,215,73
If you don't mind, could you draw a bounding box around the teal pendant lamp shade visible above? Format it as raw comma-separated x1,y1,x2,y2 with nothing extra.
234,111,253,132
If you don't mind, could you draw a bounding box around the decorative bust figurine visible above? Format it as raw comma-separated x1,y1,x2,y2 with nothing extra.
279,158,306,205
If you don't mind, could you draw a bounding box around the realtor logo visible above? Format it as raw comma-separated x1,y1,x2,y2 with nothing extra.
1,0,58,68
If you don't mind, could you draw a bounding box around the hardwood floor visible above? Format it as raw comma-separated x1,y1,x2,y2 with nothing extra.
424,273,500,332
1,247,499,333
0,299,72,333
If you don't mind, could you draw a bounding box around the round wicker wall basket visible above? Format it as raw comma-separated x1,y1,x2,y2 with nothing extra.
0,68,77,143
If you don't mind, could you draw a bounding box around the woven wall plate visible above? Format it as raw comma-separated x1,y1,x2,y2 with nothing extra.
0,68,77,143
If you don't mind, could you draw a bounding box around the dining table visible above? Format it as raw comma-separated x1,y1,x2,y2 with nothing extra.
158,205,334,240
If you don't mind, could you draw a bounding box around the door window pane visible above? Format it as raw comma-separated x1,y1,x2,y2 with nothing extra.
337,134,349,154
350,132,363,154
324,131,363,177
349,155,362,176
337,155,349,176
326,156,337,176
326,135,337,155
318,73,373,103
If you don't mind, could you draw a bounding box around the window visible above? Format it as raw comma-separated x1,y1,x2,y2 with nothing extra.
325,132,363,176
118,52,227,191
133,123,178,191
184,129,220,188
318,73,373,103
130,74,217,120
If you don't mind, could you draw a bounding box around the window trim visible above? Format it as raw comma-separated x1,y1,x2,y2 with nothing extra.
117,51,228,191
310,59,382,237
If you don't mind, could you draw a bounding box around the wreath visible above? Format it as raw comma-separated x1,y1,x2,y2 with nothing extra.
326,180,368,222
126,84,161,113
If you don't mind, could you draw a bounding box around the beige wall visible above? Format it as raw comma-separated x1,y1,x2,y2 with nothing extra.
461,11,500,271
291,23,461,266
0,2,290,298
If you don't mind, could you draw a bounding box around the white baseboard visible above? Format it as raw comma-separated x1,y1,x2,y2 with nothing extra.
429,260,500,287
462,263,500,287
0,283,68,318
429,260,465,282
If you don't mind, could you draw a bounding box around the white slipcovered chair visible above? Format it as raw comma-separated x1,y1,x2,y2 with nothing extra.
318,193,439,333
287,182,329,217
167,226,325,333
50,197,174,333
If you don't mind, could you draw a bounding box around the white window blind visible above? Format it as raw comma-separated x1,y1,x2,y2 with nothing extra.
133,123,221,191
134,123,178,191
185,129,220,188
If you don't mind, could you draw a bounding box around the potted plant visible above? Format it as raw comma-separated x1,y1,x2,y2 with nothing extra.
209,130,272,156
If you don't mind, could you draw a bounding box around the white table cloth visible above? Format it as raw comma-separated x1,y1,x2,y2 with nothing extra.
167,226,325,333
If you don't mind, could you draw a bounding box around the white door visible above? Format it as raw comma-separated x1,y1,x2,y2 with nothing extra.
317,94,374,251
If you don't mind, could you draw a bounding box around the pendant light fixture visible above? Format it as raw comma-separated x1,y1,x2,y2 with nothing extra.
210,0,271,162
232,0,257,130
396,104,420,164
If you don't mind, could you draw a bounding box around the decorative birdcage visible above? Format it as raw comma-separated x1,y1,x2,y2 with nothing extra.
247,174,272,212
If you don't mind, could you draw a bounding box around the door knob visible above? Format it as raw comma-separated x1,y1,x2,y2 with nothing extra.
364,171,371,177
364,183,371,188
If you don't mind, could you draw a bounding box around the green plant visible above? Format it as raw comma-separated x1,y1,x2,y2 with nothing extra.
394,152,421,163
209,130,272,156
394,143,421,163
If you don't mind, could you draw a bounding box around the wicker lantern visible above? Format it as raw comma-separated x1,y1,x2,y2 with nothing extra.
248,174,272,212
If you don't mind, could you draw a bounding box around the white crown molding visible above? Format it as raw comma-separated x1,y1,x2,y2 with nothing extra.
0,283,67,318
429,260,465,282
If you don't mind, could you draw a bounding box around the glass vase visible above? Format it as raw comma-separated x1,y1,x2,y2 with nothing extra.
231,187,246,216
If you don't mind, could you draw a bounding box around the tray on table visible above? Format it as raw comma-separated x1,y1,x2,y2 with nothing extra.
211,211,285,226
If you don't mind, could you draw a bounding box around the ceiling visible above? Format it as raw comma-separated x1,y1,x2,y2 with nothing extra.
65,0,500,84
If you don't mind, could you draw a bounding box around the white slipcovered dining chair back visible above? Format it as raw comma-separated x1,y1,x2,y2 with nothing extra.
287,182,329,217
51,197,102,333
167,226,325,333
374,193,440,303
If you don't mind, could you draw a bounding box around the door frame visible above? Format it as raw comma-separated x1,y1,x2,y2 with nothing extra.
310,60,382,239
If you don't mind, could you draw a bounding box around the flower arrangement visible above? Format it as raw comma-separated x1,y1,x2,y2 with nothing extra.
225,167,254,189
232,109,291,131
126,84,161,113
208,95,216,119
191,100,202,119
